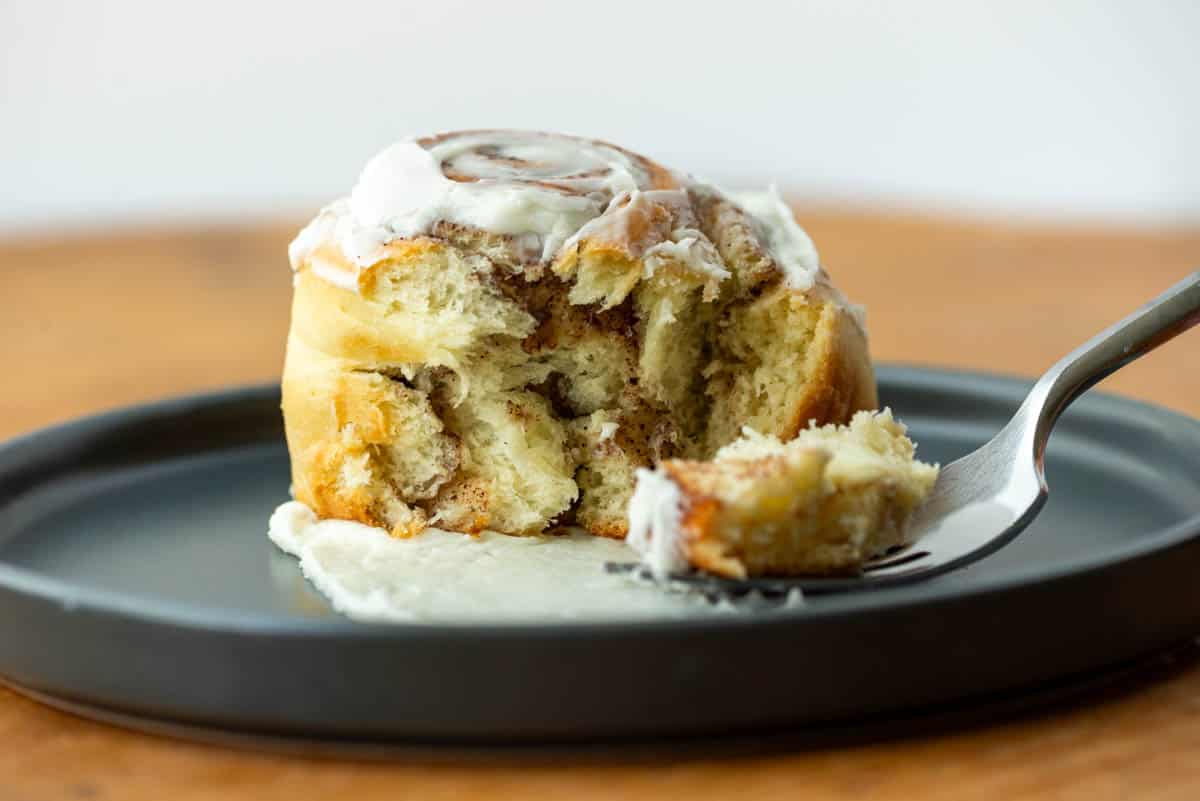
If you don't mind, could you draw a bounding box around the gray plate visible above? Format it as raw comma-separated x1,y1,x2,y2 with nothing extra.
1,366,1200,745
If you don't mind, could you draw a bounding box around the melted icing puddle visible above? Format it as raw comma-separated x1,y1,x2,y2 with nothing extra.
269,502,800,624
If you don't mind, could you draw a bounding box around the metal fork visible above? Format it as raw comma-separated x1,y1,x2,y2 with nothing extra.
611,271,1200,596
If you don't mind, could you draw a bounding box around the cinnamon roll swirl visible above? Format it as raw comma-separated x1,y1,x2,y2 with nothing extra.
282,130,876,547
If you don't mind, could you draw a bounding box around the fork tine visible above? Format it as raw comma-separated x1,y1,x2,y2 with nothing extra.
863,547,931,572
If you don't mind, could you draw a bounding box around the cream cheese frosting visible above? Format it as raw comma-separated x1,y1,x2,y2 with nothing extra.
290,131,671,271
288,130,829,301
268,501,798,623
625,466,688,579
728,185,821,291
643,228,730,283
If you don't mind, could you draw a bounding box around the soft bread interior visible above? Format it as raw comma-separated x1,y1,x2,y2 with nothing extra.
283,198,876,540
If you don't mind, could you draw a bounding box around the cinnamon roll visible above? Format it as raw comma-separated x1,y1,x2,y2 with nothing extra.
282,130,876,545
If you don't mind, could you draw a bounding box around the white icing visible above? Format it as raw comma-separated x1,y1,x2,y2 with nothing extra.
625,467,688,579
290,131,668,273
643,227,730,283
287,201,339,268
728,185,821,290
598,421,619,441
351,139,602,262
269,501,792,623
558,188,687,256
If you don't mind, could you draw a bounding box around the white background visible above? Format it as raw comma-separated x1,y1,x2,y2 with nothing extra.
2,0,1197,234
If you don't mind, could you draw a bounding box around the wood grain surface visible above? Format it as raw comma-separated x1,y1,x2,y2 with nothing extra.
1,211,1198,800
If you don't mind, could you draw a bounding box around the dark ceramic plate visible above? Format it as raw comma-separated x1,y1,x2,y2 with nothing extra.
1,366,1199,746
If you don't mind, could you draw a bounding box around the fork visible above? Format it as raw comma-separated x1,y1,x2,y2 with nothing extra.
611,271,1200,596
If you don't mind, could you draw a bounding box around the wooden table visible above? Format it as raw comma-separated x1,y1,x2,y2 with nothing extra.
1,212,1198,800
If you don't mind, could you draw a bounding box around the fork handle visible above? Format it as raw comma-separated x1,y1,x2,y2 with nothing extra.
1028,271,1200,452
